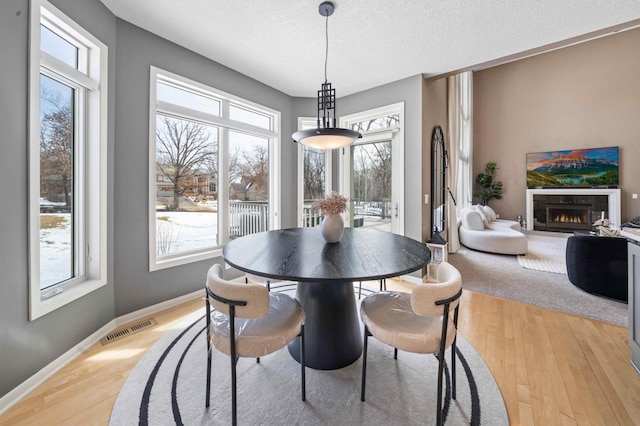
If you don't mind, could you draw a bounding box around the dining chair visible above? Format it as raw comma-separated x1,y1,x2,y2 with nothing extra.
359,261,462,426
205,264,306,425
244,273,278,291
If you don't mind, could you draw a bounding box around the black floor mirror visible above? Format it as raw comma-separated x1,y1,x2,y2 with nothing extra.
430,125,447,238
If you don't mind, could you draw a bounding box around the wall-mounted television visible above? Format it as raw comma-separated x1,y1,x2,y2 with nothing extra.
526,146,619,188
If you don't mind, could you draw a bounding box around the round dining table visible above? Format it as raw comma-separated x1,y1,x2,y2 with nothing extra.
222,227,431,370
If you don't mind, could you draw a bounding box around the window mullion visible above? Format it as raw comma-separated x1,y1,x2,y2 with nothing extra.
40,51,98,91
219,127,230,244
157,101,276,139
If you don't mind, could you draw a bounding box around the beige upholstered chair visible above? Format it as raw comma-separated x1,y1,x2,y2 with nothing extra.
359,262,462,426
205,264,306,425
245,273,285,292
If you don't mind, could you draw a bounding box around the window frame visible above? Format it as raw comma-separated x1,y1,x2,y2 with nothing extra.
148,67,281,271
28,0,108,320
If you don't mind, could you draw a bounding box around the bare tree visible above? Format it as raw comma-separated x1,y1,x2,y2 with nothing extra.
40,89,72,207
240,144,269,197
353,141,392,202
303,147,326,200
156,116,216,209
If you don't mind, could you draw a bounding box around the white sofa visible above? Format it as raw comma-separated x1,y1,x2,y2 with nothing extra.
458,206,528,255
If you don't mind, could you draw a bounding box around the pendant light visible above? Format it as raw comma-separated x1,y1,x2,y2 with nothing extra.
292,1,362,150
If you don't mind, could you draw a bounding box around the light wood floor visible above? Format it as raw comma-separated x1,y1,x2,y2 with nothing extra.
1,282,639,425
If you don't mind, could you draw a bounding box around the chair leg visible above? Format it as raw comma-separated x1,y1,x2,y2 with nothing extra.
266,281,271,292
361,326,370,401
380,278,386,291
231,355,237,426
358,281,362,299
206,345,212,407
300,325,306,401
452,335,457,400
436,347,446,426
206,297,212,408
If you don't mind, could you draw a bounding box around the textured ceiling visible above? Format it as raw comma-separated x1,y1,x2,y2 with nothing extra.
99,0,640,97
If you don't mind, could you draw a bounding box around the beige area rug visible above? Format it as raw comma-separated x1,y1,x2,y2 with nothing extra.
110,287,509,425
517,234,568,274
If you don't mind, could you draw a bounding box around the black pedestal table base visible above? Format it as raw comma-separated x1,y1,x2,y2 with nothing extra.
288,280,362,370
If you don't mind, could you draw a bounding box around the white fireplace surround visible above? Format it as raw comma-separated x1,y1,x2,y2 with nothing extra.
525,188,621,231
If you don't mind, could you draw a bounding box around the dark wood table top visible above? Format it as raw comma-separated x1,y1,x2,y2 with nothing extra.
222,227,431,283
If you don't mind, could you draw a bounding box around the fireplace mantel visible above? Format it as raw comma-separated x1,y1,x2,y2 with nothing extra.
525,188,621,231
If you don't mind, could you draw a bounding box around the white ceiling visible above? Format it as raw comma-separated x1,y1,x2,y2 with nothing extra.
99,0,640,97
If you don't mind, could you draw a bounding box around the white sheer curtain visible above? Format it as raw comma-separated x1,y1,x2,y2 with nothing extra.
446,72,473,253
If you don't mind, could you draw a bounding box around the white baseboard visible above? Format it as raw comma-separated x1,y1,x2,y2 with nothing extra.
0,289,203,416
113,289,202,327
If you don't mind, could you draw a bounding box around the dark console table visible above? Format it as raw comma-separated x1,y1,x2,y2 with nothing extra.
222,227,431,370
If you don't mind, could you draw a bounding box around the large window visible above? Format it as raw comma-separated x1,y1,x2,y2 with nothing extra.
150,69,280,270
28,0,108,320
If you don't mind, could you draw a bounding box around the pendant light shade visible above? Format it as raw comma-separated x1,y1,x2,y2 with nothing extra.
293,2,362,150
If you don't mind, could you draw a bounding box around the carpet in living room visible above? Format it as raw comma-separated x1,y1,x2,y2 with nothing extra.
449,234,627,326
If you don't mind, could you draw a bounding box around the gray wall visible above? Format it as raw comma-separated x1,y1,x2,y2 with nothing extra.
0,0,116,398
112,20,298,316
339,75,425,244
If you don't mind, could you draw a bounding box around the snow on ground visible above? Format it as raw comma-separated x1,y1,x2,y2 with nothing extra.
155,211,218,255
40,211,218,289
39,209,389,289
40,214,73,288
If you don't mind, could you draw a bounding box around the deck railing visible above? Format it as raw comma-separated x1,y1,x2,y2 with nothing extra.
228,199,392,237
353,200,392,219
229,201,269,237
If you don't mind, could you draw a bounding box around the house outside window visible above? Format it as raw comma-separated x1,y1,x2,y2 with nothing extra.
28,0,108,320
150,68,280,271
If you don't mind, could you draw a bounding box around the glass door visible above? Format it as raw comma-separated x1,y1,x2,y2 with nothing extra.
340,103,404,235
350,140,393,232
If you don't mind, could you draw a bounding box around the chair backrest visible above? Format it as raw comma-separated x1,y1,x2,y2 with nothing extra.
206,264,270,319
411,262,462,317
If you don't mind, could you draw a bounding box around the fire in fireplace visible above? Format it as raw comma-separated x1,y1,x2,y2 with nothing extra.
546,204,592,232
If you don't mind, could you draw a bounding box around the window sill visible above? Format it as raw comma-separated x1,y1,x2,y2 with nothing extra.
30,277,108,321
150,247,223,272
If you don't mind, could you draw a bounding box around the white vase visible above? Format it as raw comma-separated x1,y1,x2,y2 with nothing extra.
321,213,344,243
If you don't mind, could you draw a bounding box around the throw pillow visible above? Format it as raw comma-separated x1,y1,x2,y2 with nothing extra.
474,205,490,228
460,208,485,231
482,205,498,222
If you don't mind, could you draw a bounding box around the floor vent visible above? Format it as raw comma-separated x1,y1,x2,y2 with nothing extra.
100,318,157,345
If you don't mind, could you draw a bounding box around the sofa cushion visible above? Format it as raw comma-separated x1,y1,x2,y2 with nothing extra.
475,205,490,227
481,205,497,222
460,207,485,231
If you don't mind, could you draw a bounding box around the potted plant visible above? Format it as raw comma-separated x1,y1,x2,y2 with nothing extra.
474,162,503,206
312,193,348,243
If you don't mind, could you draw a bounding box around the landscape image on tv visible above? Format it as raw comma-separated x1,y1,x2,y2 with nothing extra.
526,146,619,187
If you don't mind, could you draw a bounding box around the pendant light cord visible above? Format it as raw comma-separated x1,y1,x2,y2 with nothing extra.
324,12,329,83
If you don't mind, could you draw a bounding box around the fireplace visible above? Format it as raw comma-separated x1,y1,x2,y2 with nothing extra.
525,188,621,233
545,204,591,232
